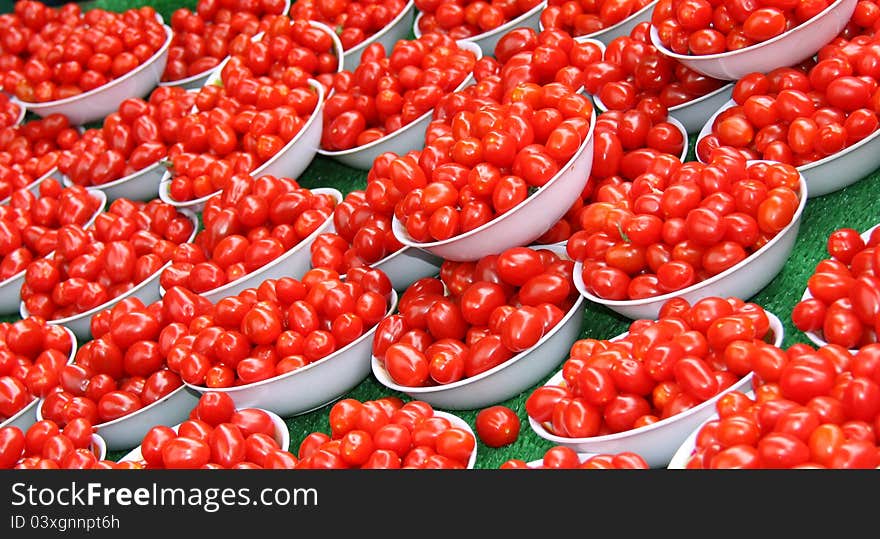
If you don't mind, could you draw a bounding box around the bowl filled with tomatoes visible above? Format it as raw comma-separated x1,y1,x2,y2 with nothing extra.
391,84,597,262
176,269,399,417
371,244,586,409
0,321,77,435
539,0,658,45
648,0,857,81
1,418,109,469
516,447,649,469
572,159,808,320
526,297,785,467
341,0,417,71
317,37,483,170
0,186,107,315
19,202,199,341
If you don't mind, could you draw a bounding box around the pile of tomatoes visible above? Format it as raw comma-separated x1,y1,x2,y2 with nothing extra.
526,296,775,438
289,0,408,50
501,446,650,468
0,94,21,129
373,246,578,387
540,0,655,38
0,114,80,201
160,176,336,294
321,35,478,151
0,317,72,423
1,3,168,103
415,0,543,40
0,418,103,469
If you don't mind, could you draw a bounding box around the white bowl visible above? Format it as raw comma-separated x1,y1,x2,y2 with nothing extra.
157,78,326,213
157,0,295,90
594,82,734,135
575,170,807,320
117,407,289,464
529,313,783,468
542,1,657,45
357,246,443,292
697,98,880,197
343,0,416,71
18,24,173,126
163,187,341,304
62,160,166,203
414,1,545,59
0,189,107,315
0,325,77,434
372,244,585,409
317,41,483,170
433,410,477,469
20,207,198,341
649,0,857,80
183,289,398,417
798,223,879,350
392,108,596,262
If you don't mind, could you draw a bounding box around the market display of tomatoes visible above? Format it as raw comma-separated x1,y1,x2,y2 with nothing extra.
0,317,72,422
526,296,775,438
0,179,103,282
541,0,654,38
160,176,336,294
651,0,832,55
415,0,543,40
0,418,103,469
162,0,287,83
0,94,22,129
373,246,578,387
500,446,650,468
289,0,407,50
58,88,195,187
684,339,880,468
1,2,168,103
293,398,476,469
570,155,801,300
697,37,880,166
321,34,478,151
0,113,81,201
20,197,195,320
792,225,880,349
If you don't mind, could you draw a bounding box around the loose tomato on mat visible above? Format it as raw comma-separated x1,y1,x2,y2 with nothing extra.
475,405,520,447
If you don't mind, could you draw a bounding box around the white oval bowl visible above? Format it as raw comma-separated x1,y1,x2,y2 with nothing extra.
575,169,807,320
0,325,77,434
317,41,483,170
697,98,880,197
0,189,107,315
157,0,295,90
529,313,783,468
392,108,596,262
163,187,341,304
19,206,199,341
117,407,289,465
183,289,398,417
542,1,657,45
798,222,880,350
648,0,856,81
18,24,174,126
433,410,477,469
343,0,416,71
62,160,166,203
414,1,545,59
157,78,326,213
372,244,584,409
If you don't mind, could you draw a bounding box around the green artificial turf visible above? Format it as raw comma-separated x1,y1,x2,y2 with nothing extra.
6,0,880,468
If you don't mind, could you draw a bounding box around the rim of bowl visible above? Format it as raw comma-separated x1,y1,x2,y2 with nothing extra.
799,222,880,350
65,160,165,192
20,206,199,325
392,107,597,249
0,166,59,206
593,81,734,116
371,244,582,394
433,410,477,468
90,432,107,460
0,189,107,289
541,0,658,40
158,78,326,208
16,24,174,110
414,0,546,43
648,0,847,61
12,97,25,126
317,40,483,158
0,325,77,430
158,0,296,87
574,170,808,309
179,187,342,300
344,0,416,57
530,312,783,445
184,288,399,394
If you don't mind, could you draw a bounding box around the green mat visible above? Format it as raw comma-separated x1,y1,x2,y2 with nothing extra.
6,0,880,468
